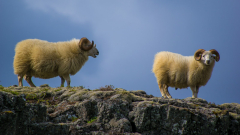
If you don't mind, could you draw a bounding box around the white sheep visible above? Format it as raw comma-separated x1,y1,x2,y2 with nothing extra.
152,49,220,98
13,37,99,87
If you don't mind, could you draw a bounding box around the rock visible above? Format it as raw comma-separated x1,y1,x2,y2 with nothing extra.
40,84,50,87
109,118,132,132
184,97,208,104
0,91,47,135
0,86,240,135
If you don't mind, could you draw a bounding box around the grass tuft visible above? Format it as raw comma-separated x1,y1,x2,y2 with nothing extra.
87,117,97,124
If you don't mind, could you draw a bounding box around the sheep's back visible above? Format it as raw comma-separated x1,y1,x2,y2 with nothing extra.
30,39,83,78
152,51,190,88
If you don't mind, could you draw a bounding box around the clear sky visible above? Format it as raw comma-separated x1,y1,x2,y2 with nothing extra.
1,0,240,105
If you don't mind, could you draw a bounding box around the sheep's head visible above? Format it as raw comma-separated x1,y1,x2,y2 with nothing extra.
194,49,220,65
88,44,99,58
79,37,94,51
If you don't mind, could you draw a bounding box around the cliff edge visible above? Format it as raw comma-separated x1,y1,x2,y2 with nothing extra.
0,85,239,135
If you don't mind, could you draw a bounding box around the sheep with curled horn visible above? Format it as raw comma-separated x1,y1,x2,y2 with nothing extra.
13,37,99,87
152,49,220,98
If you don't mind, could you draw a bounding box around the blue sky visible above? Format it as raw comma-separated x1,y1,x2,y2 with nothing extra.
1,0,240,104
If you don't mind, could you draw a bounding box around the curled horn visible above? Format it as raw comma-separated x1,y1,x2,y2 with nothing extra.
209,49,220,62
92,40,94,47
194,49,205,61
79,37,93,51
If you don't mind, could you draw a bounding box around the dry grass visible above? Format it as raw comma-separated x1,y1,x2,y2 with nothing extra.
99,85,115,91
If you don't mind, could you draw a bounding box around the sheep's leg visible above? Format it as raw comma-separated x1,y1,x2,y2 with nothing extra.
24,75,36,87
18,75,23,87
190,86,199,98
62,75,71,87
158,84,167,98
59,76,65,87
195,86,199,98
163,84,172,98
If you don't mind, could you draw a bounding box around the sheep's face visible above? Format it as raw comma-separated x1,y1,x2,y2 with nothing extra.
88,44,99,58
201,51,216,65
194,49,220,65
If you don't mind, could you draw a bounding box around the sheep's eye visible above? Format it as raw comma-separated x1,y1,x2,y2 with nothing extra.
202,55,205,57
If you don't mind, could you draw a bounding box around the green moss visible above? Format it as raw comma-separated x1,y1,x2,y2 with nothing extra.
0,88,19,95
41,88,49,92
146,101,155,104
37,99,49,105
116,90,129,95
39,93,46,98
213,110,221,115
69,89,77,92
222,110,228,115
71,117,78,122
1,111,13,114
195,104,200,107
212,109,228,117
229,112,240,120
194,104,201,111
188,103,198,108
220,103,231,108
0,85,19,95
54,89,61,92
26,93,38,100
87,117,97,124
116,91,135,102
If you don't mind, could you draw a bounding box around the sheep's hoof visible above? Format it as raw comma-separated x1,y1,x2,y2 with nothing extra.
60,84,64,87
162,96,167,99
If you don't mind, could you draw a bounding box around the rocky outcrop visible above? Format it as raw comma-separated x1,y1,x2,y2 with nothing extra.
0,85,239,135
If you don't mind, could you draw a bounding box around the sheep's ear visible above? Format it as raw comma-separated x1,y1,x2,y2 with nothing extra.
94,44,96,47
194,49,205,61
209,49,220,62
79,37,93,51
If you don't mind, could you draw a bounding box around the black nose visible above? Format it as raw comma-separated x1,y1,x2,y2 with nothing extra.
206,60,210,64
97,51,99,55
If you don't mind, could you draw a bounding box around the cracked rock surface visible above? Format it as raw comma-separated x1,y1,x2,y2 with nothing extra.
0,85,240,135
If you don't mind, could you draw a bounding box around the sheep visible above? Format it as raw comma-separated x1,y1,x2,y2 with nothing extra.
13,37,99,87
152,49,220,98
